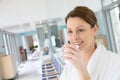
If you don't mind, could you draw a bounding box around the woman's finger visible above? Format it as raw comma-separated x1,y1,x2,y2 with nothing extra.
63,45,81,56
63,52,75,58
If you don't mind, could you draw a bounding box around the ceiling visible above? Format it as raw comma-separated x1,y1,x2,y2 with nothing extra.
0,0,102,33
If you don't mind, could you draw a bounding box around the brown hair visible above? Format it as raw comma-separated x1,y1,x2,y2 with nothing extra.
65,6,97,28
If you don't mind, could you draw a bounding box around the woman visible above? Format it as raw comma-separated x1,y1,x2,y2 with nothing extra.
59,6,120,80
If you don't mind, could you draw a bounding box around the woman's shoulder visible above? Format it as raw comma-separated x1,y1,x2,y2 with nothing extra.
99,50,120,79
99,47,120,69
97,42,120,60
105,50,120,61
98,43,120,65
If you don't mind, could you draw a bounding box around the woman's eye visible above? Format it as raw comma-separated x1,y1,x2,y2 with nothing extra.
79,29,84,32
67,30,72,33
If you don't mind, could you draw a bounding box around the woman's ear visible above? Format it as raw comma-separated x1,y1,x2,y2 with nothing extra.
94,24,98,34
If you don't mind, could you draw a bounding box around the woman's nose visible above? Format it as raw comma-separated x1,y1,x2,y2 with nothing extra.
72,32,79,41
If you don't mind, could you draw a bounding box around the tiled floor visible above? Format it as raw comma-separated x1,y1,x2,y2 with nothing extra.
15,54,51,80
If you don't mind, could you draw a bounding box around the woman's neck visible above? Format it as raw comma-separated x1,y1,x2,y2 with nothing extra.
82,43,96,66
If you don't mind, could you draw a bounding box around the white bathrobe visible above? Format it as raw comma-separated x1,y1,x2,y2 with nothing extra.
59,43,120,80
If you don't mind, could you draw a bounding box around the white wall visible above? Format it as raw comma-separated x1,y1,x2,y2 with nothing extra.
0,0,47,27
83,0,102,12
45,0,83,19
0,0,102,29
45,0,102,19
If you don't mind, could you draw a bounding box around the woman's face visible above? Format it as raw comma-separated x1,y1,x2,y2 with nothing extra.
67,17,98,50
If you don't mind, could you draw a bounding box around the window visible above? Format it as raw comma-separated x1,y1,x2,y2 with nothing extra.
103,0,112,6
109,7,120,53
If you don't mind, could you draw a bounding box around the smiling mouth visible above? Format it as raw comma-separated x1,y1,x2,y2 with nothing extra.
74,41,83,45
73,41,83,47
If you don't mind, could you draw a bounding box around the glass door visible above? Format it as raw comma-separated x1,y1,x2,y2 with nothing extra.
109,6,120,53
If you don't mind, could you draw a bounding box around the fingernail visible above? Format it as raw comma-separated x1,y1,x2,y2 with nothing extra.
75,45,79,49
63,49,68,52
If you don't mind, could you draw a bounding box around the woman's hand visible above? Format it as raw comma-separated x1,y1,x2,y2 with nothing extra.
63,44,85,69
62,44,90,80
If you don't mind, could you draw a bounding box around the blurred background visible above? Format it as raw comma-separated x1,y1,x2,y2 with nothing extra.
0,0,120,80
